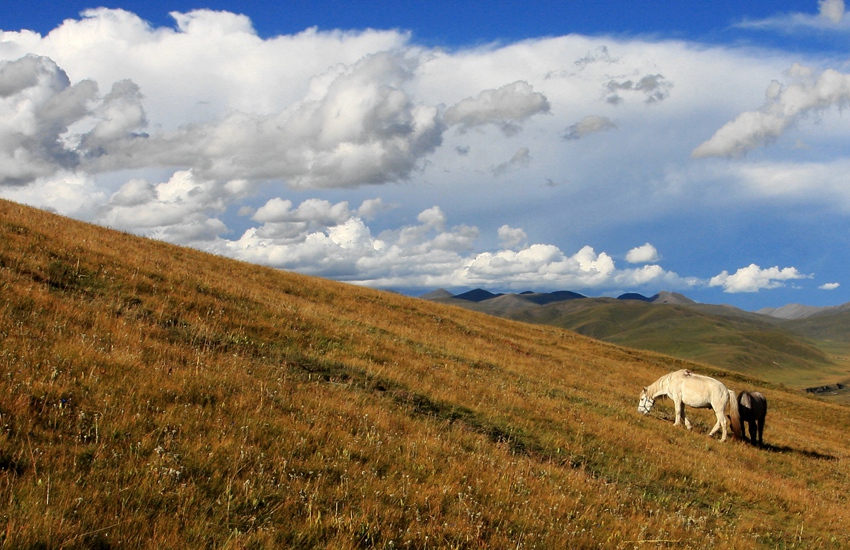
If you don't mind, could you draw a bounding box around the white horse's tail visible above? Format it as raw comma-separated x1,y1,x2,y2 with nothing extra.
728,389,743,440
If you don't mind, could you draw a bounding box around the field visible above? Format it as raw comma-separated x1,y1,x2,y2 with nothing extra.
1,198,849,548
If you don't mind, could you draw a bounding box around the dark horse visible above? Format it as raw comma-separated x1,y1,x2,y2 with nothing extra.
728,389,767,445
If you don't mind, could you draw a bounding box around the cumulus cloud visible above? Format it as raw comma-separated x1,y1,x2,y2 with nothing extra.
625,243,660,264
79,51,444,189
820,282,840,290
444,81,551,135
253,197,353,225
0,55,94,185
709,264,810,293
454,243,693,291
464,245,614,286
498,225,527,249
79,79,148,151
0,53,150,186
220,204,479,281
94,170,251,243
191,200,698,292
693,65,850,158
564,115,616,140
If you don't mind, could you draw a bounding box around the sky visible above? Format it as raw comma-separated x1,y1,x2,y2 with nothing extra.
2,1,850,311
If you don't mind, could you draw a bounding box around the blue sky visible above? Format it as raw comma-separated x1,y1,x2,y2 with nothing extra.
2,1,850,310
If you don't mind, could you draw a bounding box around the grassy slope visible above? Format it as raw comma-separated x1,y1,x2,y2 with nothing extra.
1,199,850,548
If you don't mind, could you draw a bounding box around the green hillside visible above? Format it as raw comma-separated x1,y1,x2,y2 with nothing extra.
1,199,850,548
538,299,834,386
438,294,849,390
781,310,850,344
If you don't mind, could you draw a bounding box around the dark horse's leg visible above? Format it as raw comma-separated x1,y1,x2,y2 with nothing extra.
747,420,758,445
756,417,764,446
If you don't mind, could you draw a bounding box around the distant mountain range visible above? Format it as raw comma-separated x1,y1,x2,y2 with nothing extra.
422,288,849,320
422,288,850,392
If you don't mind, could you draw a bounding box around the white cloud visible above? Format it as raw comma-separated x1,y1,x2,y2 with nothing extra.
221,204,477,280
614,264,700,289
0,171,107,219
693,65,850,158
444,81,550,135
625,243,660,264
8,9,408,121
209,202,698,292
820,282,840,290
0,55,94,184
94,170,246,243
78,51,445,189
416,206,447,231
356,198,390,220
709,264,810,293
463,245,614,287
1,12,436,190
736,1,847,31
253,197,353,225
498,225,527,249
564,115,616,140
820,0,846,23
458,244,695,291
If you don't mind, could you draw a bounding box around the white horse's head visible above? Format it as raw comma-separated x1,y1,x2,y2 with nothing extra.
638,388,654,415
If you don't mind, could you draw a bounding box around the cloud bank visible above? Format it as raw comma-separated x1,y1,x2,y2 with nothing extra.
0,7,845,301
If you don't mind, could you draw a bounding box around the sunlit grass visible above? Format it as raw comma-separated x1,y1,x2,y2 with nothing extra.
1,198,849,548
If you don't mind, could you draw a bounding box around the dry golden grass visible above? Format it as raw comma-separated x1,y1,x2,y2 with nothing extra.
1,198,849,548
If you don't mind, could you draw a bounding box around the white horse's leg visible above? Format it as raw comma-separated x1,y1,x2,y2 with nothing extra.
708,409,728,441
678,400,692,430
673,397,683,426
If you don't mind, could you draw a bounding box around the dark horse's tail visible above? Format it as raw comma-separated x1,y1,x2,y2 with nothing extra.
727,389,744,440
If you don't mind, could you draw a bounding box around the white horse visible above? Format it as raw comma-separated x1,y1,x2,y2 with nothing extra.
638,369,730,441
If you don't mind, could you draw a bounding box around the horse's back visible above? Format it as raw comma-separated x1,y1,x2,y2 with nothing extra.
675,372,729,407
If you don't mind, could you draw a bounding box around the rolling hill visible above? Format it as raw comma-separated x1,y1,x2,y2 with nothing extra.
426,289,850,391
1,198,850,548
